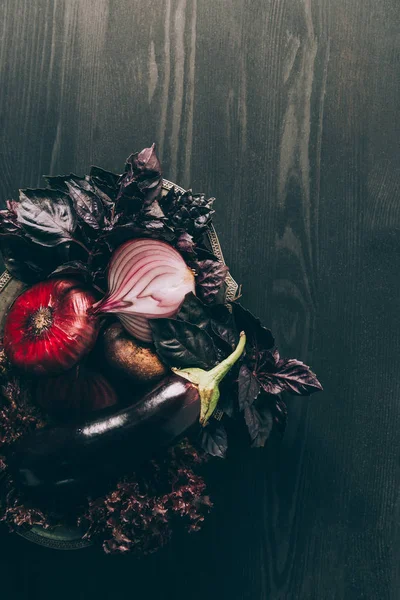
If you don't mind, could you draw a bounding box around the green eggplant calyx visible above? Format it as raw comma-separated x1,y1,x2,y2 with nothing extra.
173,331,246,426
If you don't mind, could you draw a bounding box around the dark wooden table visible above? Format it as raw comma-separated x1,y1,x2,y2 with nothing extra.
0,1,399,598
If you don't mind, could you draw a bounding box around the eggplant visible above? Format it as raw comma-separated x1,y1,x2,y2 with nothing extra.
6,374,199,504
6,332,246,506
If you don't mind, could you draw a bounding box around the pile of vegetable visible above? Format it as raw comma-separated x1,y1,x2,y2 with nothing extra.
0,145,322,554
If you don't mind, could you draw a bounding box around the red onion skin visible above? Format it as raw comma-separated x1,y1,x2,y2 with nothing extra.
35,366,118,421
4,279,100,376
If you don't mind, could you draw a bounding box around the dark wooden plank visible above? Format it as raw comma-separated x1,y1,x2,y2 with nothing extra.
0,0,399,599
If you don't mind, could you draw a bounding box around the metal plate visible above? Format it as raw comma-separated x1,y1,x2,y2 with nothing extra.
0,179,239,550
17,525,92,550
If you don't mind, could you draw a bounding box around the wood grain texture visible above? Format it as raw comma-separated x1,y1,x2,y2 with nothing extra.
0,0,399,598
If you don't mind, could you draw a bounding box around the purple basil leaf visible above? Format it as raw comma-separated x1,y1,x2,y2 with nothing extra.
256,348,280,374
218,391,236,418
0,233,69,283
260,358,323,396
117,144,162,207
0,209,22,235
90,166,119,202
150,318,218,370
115,195,143,217
0,237,47,282
136,216,166,232
6,200,19,215
106,223,174,248
176,232,195,255
195,259,229,304
176,292,210,330
159,186,179,215
17,189,77,247
200,420,228,458
244,402,274,448
66,181,104,229
142,199,165,219
244,404,259,441
210,304,239,350
44,173,85,194
91,184,115,207
231,303,275,353
238,364,261,411
160,189,214,239
49,260,92,282
194,246,220,262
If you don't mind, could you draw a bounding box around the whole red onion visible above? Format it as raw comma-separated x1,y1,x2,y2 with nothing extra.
90,239,195,342
4,278,99,375
36,365,118,421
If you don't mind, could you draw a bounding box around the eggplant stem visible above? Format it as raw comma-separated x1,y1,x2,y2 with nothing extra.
207,331,246,384
173,331,246,426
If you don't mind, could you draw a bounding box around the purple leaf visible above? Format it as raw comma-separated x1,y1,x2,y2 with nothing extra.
238,364,261,410
200,421,228,458
195,259,229,304
244,402,274,448
49,261,92,282
259,358,323,396
44,173,85,194
0,237,49,282
176,292,210,329
231,303,275,353
142,199,165,219
0,208,22,236
210,304,239,351
160,189,215,239
90,166,119,203
218,389,236,418
6,200,19,215
117,144,162,207
150,318,218,370
17,189,77,247
176,232,195,255
66,181,104,229
0,233,70,283
106,222,174,248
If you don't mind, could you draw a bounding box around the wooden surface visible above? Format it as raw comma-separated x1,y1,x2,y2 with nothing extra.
0,1,399,598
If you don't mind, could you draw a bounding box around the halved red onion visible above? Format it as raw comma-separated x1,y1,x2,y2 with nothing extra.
90,239,195,341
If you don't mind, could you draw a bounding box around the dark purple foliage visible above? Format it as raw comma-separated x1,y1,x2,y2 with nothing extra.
244,401,274,447
176,292,211,330
200,420,228,458
231,303,275,354
66,181,105,230
176,232,196,255
79,441,212,555
150,318,218,370
238,364,261,410
0,145,218,286
117,144,162,208
255,349,322,396
17,189,77,247
159,188,215,239
195,259,229,304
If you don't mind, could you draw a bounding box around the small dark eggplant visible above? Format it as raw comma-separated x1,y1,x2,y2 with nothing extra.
6,333,245,505
7,374,199,504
